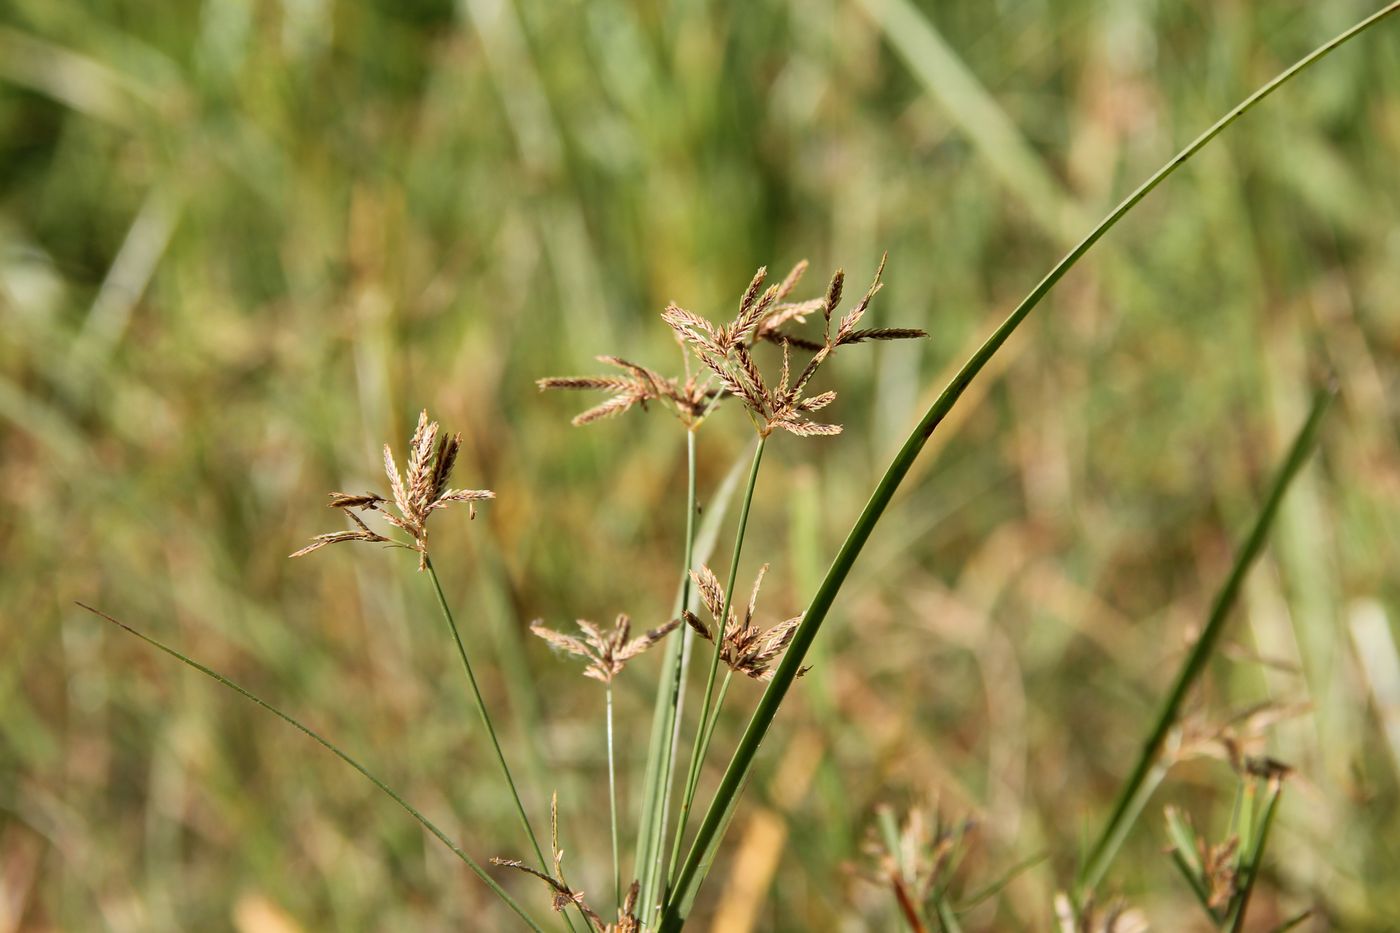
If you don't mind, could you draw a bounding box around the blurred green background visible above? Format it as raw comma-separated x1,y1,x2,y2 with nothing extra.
2,0,1399,929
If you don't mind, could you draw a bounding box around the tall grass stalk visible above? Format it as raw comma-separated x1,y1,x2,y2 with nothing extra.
75,603,546,933
426,561,580,933
657,6,1395,925
634,430,699,914
666,434,767,890
696,672,733,780
426,563,547,864
637,438,747,919
606,683,620,910
1074,385,1334,899
1228,780,1285,933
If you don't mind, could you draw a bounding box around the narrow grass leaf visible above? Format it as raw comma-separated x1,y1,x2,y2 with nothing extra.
1076,385,1333,896
75,602,545,933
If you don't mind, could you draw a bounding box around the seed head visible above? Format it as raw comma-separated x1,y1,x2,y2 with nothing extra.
530,614,680,684
291,409,494,571
538,355,719,429
1053,893,1149,933
664,255,926,439
541,254,924,438
858,804,975,928
683,563,806,682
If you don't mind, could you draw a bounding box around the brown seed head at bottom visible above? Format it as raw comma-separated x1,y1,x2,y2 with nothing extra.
492,792,640,931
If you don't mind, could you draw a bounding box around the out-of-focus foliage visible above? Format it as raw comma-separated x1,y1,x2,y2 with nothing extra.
1,0,1397,928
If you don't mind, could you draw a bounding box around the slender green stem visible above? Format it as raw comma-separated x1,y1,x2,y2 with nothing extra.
77,603,545,933
695,672,733,780
638,436,749,926
1235,782,1257,878
651,631,692,900
1229,780,1285,933
635,430,699,918
1075,386,1333,897
426,562,581,933
934,898,964,933
1167,848,1216,919
427,561,548,867
954,851,1049,913
666,434,766,887
606,683,620,912
657,4,1392,922
1272,909,1316,933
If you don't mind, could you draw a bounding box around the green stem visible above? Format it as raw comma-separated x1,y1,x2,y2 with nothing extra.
1075,386,1332,898
934,898,964,933
666,434,766,888
1167,848,1216,919
426,562,581,933
427,561,547,866
607,683,620,912
77,603,545,933
657,3,1392,922
635,430,699,918
695,672,733,782
1229,780,1285,933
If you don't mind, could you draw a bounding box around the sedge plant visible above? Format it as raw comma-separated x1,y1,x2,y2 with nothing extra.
656,7,1393,928
531,255,924,924
78,3,1396,928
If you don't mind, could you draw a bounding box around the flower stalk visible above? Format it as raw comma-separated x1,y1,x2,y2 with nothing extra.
665,434,766,890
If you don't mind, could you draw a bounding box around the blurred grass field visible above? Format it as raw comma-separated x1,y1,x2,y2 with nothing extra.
2,0,1400,929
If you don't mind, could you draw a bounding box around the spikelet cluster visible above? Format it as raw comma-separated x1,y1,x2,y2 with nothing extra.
537,355,718,428
662,255,925,438
1052,894,1149,933
529,614,680,684
291,410,494,570
858,804,975,927
539,255,925,435
683,563,805,682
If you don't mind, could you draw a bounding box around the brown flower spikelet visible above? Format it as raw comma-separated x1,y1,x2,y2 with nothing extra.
541,255,919,434
662,254,926,439
683,563,806,682
858,804,975,929
530,614,680,684
291,409,493,570
538,355,718,429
